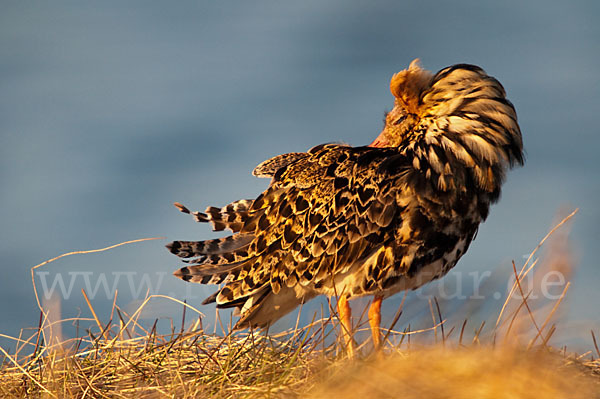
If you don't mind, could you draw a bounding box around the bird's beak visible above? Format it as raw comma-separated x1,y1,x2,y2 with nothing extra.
368,130,389,148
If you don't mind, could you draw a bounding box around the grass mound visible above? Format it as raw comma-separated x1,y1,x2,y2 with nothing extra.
1,323,598,398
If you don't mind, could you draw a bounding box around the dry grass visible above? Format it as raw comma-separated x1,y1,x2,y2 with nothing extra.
1,209,599,398
0,323,328,398
1,318,598,398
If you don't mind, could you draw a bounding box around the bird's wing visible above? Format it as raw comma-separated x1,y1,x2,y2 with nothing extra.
171,143,414,315
232,144,411,295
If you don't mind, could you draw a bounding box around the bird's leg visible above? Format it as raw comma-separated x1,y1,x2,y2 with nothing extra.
337,296,355,357
369,295,383,350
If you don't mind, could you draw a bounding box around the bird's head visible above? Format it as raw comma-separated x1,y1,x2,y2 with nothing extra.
370,59,524,171
370,59,433,147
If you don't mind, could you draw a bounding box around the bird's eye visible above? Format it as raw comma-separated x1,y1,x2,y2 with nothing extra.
394,115,407,125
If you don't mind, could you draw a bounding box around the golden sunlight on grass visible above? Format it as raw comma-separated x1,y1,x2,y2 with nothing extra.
310,347,599,399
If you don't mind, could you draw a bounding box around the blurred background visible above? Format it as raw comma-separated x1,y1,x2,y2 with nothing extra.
1,1,598,351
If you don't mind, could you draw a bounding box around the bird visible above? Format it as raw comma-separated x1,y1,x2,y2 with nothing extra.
167,60,524,355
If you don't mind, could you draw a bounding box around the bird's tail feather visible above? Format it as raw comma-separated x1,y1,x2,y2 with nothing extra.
173,258,252,285
166,233,253,259
173,199,254,232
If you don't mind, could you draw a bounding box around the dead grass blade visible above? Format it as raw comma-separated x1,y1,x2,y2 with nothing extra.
496,209,578,328
30,237,164,314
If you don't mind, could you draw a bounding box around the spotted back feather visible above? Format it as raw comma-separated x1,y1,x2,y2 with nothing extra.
253,152,309,178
